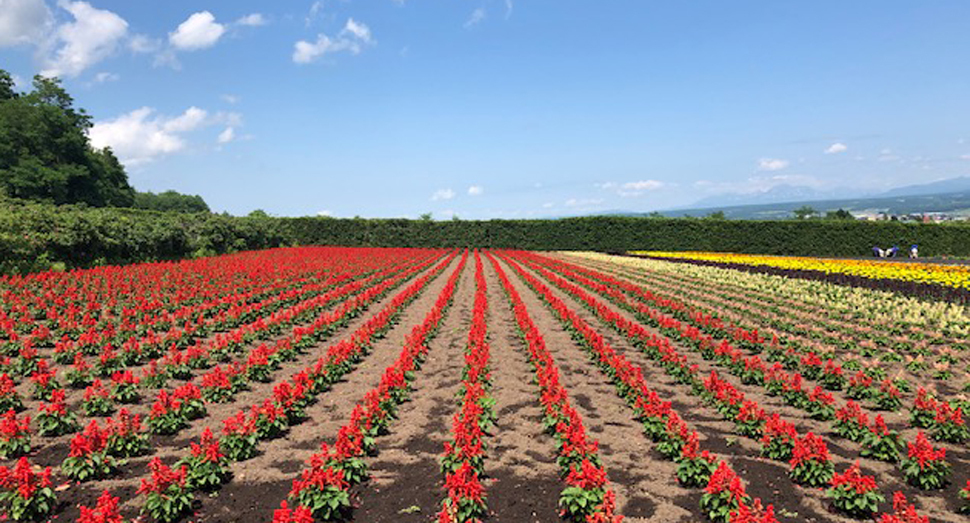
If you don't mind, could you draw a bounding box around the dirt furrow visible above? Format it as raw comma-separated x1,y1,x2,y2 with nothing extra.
495,256,694,523
190,255,468,523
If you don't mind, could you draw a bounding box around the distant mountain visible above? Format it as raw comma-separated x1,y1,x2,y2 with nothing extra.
682,184,868,209
648,191,970,220
879,176,970,197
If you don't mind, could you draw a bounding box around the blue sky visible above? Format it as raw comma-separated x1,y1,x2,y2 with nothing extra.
1,1,969,218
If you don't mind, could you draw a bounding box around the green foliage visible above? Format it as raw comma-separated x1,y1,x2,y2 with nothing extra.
825,482,884,518
279,215,970,257
0,198,288,274
0,72,134,207
133,190,210,213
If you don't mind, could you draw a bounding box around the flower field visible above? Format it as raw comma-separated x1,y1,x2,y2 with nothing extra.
1,247,968,523
637,251,970,290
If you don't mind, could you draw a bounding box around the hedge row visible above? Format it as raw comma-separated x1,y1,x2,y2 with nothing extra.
0,199,288,274
3,199,969,274
281,216,970,256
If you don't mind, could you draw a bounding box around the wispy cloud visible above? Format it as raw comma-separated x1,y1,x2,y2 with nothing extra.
824,142,847,154
757,158,789,171
293,18,375,64
464,7,485,28
431,188,455,201
467,185,484,196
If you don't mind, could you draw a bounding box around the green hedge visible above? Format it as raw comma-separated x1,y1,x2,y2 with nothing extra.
0,199,287,274
3,199,969,275
281,216,970,256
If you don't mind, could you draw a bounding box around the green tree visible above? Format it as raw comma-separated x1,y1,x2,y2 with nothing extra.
419,212,433,221
134,190,210,213
705,210,727,220
0,70,134,207
825,208,855,220
248,209,270,218
792,205,818,220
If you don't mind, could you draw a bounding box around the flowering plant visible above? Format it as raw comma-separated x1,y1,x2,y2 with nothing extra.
175,428,230,490
65,354,93,389
105,408,150,457
62,420,122,481
272,500,314,523
899,432,950,490
288,461,350,520
759,414,796,461
789,432,834,487
558,459,608,521
910,388,938,428
734,401,766,438
846,370,874,400
146,390,187,435
78,490,127,523
700,461,749,523
824,462,884,518
0,374,23,412
931,403,969,443
36,389,78,436
834,401,869,442
860,415,902,463
83,379,116,417
220,410,259,461
137,458,193,523
173,382,206,420
675,432,717,488
873,380,902,411
110,371,140,404
878,491,929,523
0,410,31,459
0,458,56,522
440,461,488,523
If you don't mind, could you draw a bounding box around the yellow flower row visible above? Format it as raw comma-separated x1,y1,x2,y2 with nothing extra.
632,251,970,290
568,251,970,333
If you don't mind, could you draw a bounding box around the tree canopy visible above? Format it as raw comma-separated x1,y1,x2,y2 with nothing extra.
0,69,134,207
134,190,211,213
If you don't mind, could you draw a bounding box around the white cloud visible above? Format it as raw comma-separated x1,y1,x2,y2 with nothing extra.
343,18,372,42
169,11,225,51
317,210,333,217
92,71,118,83
623,180,663,191
41,1,128,78
960,154,970,161
305,1,323,28
89,106,223,166
431,188,455,201
825,142,848,154
293,18,374,64
221,94,240,104
617,180,664,197
467,185,483,196
505,0,514,19
757,158,789,171
565,198,603,207
128,34,159,53
464,8,486,28
0,0,52,48
217,126,235,144
542,202,554,209
235,13,266,27
163,106,207,133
